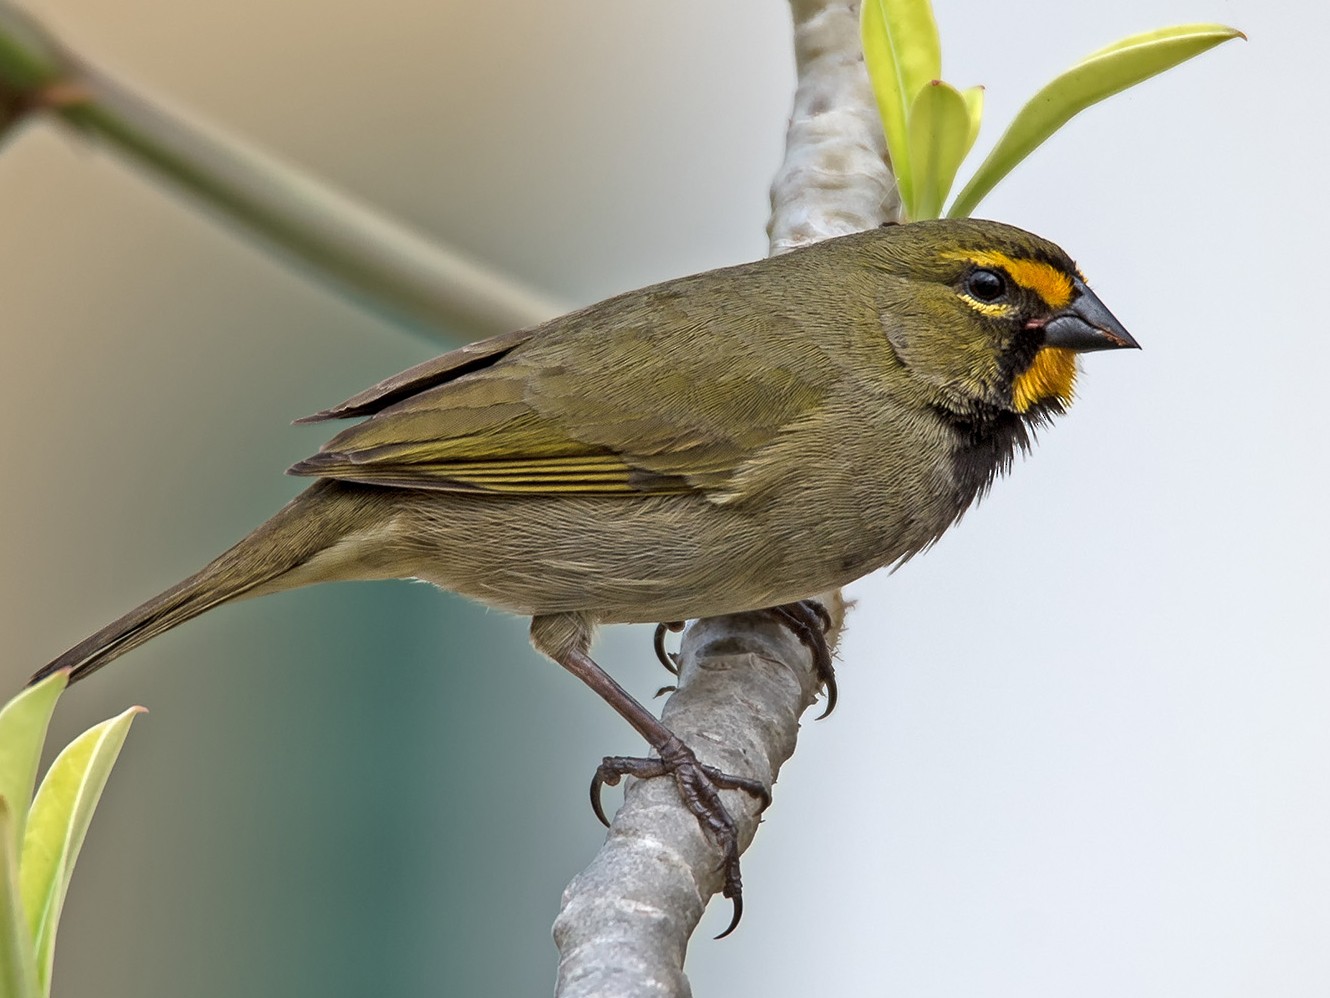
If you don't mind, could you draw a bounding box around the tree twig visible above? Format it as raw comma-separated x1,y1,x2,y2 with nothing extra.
0,1,565,341
552,3,899,994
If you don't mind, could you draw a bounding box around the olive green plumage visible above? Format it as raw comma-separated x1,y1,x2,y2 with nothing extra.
32,218,1135,684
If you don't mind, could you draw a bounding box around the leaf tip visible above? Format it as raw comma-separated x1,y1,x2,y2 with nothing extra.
21,669,69,697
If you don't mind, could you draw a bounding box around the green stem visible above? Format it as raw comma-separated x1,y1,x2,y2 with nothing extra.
0,2,565,342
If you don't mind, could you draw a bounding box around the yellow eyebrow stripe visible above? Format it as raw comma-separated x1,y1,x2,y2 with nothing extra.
945,250,1075,310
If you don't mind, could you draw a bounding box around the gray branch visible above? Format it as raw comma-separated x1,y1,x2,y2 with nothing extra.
554,601,844,998
552,2,899,995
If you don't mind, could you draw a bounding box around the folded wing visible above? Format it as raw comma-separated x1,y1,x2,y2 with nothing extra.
289,270,836,498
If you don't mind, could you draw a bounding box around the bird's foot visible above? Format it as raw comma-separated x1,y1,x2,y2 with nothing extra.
653,603,835,716
590,734,771,938
768,599,837,718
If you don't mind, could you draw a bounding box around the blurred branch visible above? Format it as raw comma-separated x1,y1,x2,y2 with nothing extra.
0,1,565,342
552,2,898,994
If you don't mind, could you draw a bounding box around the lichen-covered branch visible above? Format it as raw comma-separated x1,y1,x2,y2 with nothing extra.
553,602,844,998
0,1,564,341
769,0,898,254
552,3,899,995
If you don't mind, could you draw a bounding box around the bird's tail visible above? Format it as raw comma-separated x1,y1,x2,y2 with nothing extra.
30,480,387,687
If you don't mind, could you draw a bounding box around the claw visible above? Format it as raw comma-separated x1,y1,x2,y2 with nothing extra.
769,600,838,718
715,894,743,940
590,755,653,827
805,600,833,633
653,621,684,675
590,768,613,827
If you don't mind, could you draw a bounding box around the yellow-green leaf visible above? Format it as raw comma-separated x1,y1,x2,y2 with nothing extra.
860,0,941,216
0,799,39,998
20,706,144,996
1080,23,1245,62
948,23,1243,218
961,85,984,153
0,672,67,860
908,80,973,220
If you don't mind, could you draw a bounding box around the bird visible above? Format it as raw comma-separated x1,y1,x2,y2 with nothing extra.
29,217,1137,934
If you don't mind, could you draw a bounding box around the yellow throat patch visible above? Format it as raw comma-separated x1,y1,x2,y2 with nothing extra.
1012,347,1077,412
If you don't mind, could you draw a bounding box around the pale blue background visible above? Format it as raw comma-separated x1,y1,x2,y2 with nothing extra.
2,1,1322,995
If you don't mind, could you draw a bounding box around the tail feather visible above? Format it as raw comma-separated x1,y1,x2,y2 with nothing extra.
31,481,382,686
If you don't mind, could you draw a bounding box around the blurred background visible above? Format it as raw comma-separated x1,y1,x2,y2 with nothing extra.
2,0,1324,995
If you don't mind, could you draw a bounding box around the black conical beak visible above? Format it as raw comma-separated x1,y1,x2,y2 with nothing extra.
1042,278,1139,352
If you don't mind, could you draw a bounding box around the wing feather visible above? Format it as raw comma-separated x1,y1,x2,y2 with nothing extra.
289,262,840,497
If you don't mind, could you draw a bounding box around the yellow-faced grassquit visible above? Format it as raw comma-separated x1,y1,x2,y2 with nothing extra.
30,217,1137,932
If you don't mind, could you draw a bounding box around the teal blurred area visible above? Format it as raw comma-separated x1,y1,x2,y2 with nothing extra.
50,585,608,997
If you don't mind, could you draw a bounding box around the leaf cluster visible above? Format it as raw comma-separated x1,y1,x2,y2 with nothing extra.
0,674,142,998
861,0,1243,220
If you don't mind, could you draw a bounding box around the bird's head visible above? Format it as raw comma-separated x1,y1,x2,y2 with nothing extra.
864,218,1138,420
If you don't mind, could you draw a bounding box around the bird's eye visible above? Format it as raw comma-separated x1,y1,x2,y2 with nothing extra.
966,268,1007,303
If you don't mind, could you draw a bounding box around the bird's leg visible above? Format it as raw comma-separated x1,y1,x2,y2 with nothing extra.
767,599,837,718
550,642,770,938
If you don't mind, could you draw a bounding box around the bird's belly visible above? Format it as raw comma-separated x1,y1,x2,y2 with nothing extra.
396,481,954,624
